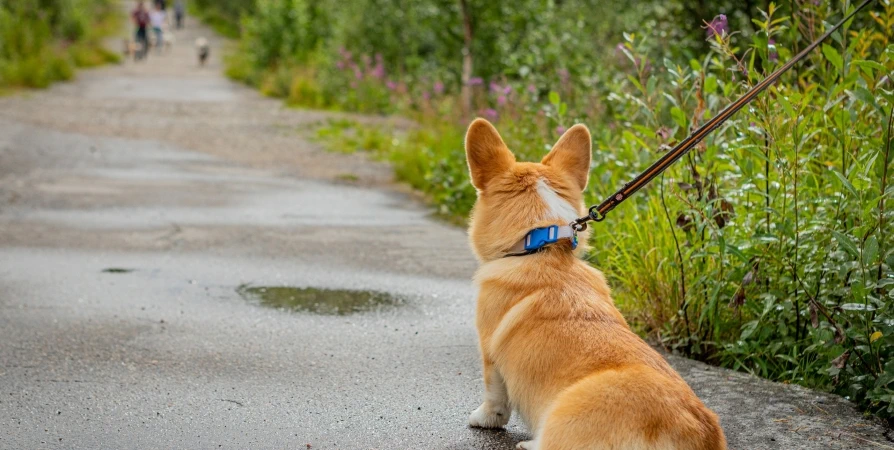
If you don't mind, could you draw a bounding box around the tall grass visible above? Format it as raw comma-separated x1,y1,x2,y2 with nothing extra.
0,0,121,89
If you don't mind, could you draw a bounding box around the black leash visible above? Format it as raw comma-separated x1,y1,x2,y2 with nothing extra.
571,0,877,232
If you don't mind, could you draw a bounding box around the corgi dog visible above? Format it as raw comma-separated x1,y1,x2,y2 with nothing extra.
464,118,727,450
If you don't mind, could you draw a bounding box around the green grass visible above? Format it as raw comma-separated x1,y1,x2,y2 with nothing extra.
0,1,122,90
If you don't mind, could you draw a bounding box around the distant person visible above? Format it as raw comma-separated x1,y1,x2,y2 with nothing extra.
149,4,166,52
131,0,150,60
174,0,185,29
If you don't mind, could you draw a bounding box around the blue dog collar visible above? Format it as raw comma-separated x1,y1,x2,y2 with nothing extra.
505,225,578,257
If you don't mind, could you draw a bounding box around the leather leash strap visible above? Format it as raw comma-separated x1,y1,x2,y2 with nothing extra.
571,0,877,231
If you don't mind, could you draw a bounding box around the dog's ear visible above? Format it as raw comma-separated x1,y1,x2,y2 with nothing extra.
465,119,515,190
542,124,591,191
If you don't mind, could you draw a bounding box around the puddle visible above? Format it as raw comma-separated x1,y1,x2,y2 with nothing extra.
102,267,134,273
235,285,403,315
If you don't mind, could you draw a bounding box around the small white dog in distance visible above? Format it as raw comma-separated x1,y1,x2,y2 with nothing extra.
195,37,210,66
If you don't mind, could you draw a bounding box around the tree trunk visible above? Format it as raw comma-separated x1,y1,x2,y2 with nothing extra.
459,0,473,119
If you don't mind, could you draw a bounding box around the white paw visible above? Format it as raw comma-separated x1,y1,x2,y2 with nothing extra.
515,440,538,450
468,402,510,428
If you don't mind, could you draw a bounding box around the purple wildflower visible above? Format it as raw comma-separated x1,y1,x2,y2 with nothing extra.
489,81,502,93
433,81,444,95
467,77,484,86
503,85,512,95
369,61,385,79
422,91,431,101
555,125,566,135
527,84,537,94
706,14,729,39
386,80,398,91
497,95,508,106
354,67,363,80
481,108,498,120
336,61,346,70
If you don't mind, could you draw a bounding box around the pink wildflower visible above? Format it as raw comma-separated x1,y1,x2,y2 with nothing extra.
706,14,729,39
481,108,498,120
369,61,385,79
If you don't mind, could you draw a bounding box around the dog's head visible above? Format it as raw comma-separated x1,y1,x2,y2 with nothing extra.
465,118,591,262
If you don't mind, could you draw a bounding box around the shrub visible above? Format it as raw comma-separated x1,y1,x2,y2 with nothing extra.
0,0,119,89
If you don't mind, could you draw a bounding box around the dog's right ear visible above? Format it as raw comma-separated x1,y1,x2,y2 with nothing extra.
465,119,515,190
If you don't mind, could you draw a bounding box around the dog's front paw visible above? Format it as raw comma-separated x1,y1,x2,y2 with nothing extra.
515,440,538,450
468,402,510,428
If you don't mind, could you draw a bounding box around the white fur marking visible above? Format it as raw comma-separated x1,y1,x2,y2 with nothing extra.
536,179,578,222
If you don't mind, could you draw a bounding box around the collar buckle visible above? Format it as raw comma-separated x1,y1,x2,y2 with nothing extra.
524,225,560,251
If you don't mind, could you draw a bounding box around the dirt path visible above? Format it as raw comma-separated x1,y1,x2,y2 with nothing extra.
0,8,889,450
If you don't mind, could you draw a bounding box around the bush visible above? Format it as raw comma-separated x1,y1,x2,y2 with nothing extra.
0,0,120,89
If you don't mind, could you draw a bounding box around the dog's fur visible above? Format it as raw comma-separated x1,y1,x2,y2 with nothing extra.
465,118,727,450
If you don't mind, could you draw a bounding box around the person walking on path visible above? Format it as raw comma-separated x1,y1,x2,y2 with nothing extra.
174,0,185,29
131,0,150,60
149,4,166,52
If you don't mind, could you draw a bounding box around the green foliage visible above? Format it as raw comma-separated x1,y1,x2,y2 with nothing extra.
188,0,254,38
213,0,894,421
0,0,120,89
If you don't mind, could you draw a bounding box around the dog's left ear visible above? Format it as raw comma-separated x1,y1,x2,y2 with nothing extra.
542,124,591,191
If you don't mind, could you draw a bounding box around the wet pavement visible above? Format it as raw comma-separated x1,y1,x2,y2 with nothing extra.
0,9,891,450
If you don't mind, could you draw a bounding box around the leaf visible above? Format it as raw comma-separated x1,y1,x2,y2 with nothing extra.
833,231,860,258
703,76,717,94
740,320,759,340
840,303,876,311
871,331,883,343
548,91,560,106
852,60,887,76
822,44,843,70
671,107,687,128
864,235,879,266
832,170,859,197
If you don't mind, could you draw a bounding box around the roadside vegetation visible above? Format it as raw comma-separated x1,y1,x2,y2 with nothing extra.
203,0,894,421
0,0,121,90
